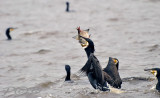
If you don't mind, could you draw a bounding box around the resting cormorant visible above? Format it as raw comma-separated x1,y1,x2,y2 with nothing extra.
144,68,160,91
6,27,16,40
66,2,70,12
65,65,71,81
103,57,122,88
78,36,122,89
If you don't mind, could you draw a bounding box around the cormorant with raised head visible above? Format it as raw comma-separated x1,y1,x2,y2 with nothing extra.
77,35,122,89
65,65,71,81
144,68,160,91
6,27,16,40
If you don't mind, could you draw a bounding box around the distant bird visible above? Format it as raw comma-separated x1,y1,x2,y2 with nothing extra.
65,65,71,81
6,27,16,40
66,2,70,12
144,68,160,91
78,36,122,90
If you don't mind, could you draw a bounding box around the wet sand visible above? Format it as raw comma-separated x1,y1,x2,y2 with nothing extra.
0,0,160,98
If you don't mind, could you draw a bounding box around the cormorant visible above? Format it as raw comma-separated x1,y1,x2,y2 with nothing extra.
81,53,109,91
6,27,16,40
144,68,160,91
66,2,70,12
103,57,122,88
65,65,71,81
78,36,122,89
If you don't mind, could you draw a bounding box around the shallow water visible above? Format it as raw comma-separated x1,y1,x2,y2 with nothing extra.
0,0,160,98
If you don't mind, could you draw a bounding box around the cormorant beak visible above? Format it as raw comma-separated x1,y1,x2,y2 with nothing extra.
9,28,14,32
113,58,118,64
73,34,89,48
150,70,157,76
79,37,89,48
9,28,17,32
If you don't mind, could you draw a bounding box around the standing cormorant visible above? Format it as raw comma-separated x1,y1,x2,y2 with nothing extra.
5,27,16,40
65,65,71,81
66,2,70,12
78,36,122,89
144,68,160,91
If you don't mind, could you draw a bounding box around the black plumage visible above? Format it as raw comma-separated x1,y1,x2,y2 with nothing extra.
81,53,109,91
66,2,70,12
103,57,122,88
65,65,71,81
144,68,160,91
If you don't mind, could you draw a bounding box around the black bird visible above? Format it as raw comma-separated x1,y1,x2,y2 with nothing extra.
66,2,70,12
103,57,122,88
81,53,110,91
65,65,71,81
6,27,16,40
78,36,122,89
144,68,160,91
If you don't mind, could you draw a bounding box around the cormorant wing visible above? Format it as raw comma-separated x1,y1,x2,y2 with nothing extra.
90,54,104,84
103,71,114,86
80,53,104,85
80,53,93,74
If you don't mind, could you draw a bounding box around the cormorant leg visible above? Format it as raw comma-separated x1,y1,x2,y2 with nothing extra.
102,82,110,91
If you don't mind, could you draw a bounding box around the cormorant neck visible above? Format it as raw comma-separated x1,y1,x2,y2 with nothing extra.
66,2,69,12
85,46,95,58
156,75,160,90
6,29,12,40
65,71,71,81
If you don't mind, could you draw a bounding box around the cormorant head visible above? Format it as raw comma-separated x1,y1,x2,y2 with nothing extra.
144,68,160,78
66,2,69,5
6,27,17,32
6,27,17,40
65,65,71,81
108,57,119,70
65,65,71,73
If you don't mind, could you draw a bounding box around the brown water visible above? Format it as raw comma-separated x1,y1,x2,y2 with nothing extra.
0,0,160,98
